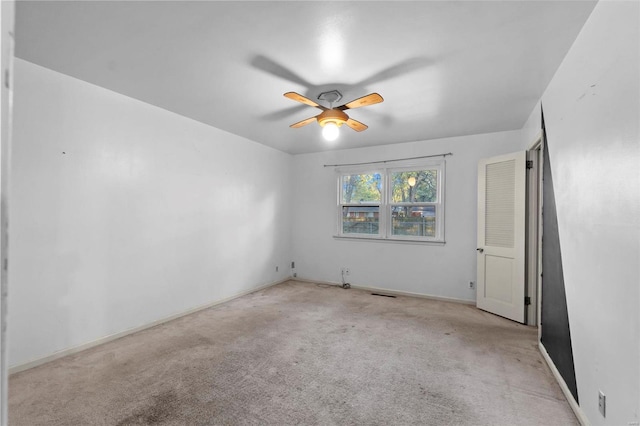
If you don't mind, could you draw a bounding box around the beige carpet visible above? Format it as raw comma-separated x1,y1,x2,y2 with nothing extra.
9,280,577,425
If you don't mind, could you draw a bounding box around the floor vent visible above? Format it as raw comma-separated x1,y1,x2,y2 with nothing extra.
371,293,397,298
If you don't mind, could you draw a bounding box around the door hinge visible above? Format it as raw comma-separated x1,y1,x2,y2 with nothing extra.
524,296,531,306
526,160,534,169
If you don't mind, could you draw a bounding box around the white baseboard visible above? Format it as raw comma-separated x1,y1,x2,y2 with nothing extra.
293,276,475,305
9,278,289,375
538,342,589,425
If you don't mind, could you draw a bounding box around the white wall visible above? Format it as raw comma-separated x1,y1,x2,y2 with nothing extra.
291,131,521,301
9,59,293,368
530,1,639,424
520,100,541,148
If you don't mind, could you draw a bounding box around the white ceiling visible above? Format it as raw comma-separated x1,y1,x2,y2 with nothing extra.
15,1,597,155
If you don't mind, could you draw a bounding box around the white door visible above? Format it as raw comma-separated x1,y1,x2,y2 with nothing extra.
477,151,526,323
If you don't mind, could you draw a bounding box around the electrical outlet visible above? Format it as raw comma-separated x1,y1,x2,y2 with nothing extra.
469,281,475,289
598,390,606,417
342,267,350,276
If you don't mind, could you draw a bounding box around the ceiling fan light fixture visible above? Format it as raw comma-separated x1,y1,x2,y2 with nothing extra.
322,121,340,141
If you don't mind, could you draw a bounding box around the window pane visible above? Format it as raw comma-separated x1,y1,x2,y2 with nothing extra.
341,173,382,203
391,205,436,237
342,206,379,235
391,170,437,203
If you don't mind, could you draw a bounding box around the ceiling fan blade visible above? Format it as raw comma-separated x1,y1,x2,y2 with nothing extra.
339,93,384,110
358,57,432,87
261,104,307,121
251,55,312,88
290,116,317,128
284,92,327,110
345,118,368,132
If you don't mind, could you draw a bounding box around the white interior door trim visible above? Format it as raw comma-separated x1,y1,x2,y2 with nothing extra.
0,1,15,424
525,132,543,327
529,132,545,339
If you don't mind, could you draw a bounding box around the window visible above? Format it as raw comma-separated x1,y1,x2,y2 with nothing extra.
337,160,445,242
340,172,382,236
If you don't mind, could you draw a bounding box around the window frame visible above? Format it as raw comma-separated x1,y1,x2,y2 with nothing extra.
336,159,446,243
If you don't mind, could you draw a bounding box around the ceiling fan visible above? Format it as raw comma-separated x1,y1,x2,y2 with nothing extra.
284,90,384,141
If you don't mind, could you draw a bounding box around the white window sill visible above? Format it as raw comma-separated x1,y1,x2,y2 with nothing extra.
333,235,446,245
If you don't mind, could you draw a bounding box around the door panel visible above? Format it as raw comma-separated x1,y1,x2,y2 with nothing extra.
484,255,514,303
477,151,526,323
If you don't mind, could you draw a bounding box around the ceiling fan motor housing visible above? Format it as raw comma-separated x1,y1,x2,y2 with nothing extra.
317,109,349,127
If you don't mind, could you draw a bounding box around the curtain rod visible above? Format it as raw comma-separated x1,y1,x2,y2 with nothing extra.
323,152,453,168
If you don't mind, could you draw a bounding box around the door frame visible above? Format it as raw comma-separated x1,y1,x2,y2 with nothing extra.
526,131,544,330
1,1,15,423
